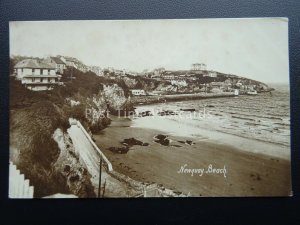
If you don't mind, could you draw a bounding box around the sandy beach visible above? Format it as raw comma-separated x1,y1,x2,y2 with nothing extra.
94,115,291,197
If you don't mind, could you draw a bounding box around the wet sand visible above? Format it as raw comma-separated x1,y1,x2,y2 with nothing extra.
94,116,292,197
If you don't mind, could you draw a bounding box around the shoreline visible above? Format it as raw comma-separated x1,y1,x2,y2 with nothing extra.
130,115,290,160
129,92,236,105
129,91,290,153
93,116,291,197
129,91,273,106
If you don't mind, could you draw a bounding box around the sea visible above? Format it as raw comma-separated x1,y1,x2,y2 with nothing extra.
133,84,290,148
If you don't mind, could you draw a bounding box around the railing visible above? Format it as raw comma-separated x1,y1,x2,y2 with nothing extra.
9,162,34,198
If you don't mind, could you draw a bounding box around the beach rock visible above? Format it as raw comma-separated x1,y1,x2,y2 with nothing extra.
186,140,195,145
177,140,195,145
155,134,168,140
120,138,149,147
108,146,130,154
155,139,170,146
154,134,170,146
121,138,143,146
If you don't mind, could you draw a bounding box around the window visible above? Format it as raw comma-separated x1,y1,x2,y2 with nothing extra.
21,68,23,73
40,69,43,75
32,69,35,74
32,78,35,82
48,69,51,75
40,78,43,82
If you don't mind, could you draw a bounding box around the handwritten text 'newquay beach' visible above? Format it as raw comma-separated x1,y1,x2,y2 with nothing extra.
177,164,227,178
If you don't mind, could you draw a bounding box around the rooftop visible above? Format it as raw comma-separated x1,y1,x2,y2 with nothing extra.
15,59,56,69
50,57,65,65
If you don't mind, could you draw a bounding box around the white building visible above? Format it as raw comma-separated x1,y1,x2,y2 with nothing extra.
171,79,188,87
45,57,66,74
130,89,146,96
162,74,175,80
234,89,239,96
115,69,126,76
204,71,217,78
14,59,62,91
191,63,207,71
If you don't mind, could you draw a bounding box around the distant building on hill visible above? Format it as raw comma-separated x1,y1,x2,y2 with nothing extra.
210,81,224,88
204,71,217,78
171,79,188,87
14,59,62,91
162,74,175,80
191,63,207,71
115,69,126,77
130,89,146,96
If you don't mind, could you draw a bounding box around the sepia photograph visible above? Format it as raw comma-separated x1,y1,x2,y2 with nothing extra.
9,18,291,198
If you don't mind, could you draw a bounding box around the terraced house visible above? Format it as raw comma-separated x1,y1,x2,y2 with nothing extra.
14,58,63,91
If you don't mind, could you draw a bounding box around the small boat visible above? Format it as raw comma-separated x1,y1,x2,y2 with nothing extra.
246,90,257,95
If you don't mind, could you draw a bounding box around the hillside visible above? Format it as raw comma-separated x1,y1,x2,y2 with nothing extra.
102,69,271,95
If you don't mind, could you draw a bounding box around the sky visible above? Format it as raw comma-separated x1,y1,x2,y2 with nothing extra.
10,18,289,83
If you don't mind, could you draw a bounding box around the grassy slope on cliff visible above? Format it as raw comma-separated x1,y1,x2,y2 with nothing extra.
10,100,70,197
